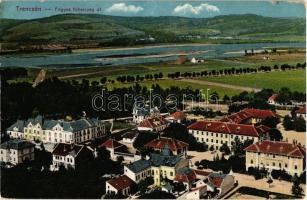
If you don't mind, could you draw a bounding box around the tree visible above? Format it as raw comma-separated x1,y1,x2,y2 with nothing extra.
172,182,186,194
268,128,283,141
292,175,303,197
261,117,280,128
219,144,231,155
283,115,293,130
293,117,306,132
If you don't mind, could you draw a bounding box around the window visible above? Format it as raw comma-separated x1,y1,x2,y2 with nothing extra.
211,139,213,143
285,164,288,168
206,139,208,142
170,172,173,176
295,165,297,170
273,162,275,166
251,160,253,164
279,163,281,168
216,140,218,143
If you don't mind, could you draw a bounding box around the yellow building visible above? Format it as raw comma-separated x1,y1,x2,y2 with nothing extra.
244,140,306,176
123,145,189,187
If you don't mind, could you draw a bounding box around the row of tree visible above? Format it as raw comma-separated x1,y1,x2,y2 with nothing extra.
167,62,306,79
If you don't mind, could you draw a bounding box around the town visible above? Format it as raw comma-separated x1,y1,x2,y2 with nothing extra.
1,94,306,199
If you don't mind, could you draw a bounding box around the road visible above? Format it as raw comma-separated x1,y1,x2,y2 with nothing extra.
180,78,261,92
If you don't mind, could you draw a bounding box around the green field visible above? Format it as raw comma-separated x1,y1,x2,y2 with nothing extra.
108,79,242,97
203,69,306,92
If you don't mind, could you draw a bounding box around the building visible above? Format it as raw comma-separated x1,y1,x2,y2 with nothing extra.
137,116,169,132
7,115,105,144
123,145,189,187
206,172,235,197
191,57,204,64
132,105,160,124
124,159,152,183
50,143,93,170
244,140,306,176
167,111,186,123
122,131,139,144
221,108,279,124
0,139,35,165
144,137,188,157
268,94,279,105
188,120,270,150
295,105,306,120
99,139,141,162
105,175,135,197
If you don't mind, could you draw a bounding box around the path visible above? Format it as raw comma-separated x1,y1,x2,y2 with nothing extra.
180,78,261,92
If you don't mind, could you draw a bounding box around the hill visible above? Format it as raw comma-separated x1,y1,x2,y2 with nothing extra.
0,14,305,50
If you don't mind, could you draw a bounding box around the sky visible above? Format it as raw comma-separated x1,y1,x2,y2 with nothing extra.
0,0,306,19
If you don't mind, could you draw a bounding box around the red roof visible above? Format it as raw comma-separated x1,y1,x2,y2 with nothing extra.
174,171,196,183
138,116,168,129
99,139,123,149
144,137,188,151
221,108,279,124
171,111,186,120
295,105,306,114
244,140,306,158
52,143,84,156
188,120,269,137
107,175,134,191
268,94,278,101
194,170,211,177
209,176,223,187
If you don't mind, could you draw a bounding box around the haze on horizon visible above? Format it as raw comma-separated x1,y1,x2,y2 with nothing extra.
0,0,306,20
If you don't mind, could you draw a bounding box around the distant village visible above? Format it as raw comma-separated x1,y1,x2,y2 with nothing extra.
1,92,306,199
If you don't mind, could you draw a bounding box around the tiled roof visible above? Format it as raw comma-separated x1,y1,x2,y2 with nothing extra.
150,153,182,167
171,111,186,120
295,105,306,114
138,116,168,129
188,120,269,137
174,167,196,183
7,116,101,133
221,108,279,124
0,139,34,150
107,175,134,191
268,94,278,101
7,120,25,132
99,139,123,149
194,169,211,177
244,140,306,158
144,137,188,151
208,172,227,188
52,143,84,157
126,159,151,173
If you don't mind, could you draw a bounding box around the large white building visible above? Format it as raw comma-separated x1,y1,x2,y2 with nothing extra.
7,115,105,144
188,120,270,150
0,139,35,165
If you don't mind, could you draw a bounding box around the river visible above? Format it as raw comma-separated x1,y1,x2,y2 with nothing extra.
0,42,305,68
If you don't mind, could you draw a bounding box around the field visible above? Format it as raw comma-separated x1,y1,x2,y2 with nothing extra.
203,69,306,92
7,51,306,97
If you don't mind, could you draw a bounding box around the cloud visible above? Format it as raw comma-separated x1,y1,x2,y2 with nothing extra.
173,3,220,15
106,3,144,14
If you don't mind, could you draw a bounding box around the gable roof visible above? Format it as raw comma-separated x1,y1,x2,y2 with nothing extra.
138,116,168,129
8,116,101,133
52,143,84,157
0,139,34,150
107,175,134,191
174,167,196,183
244,140,306,158
171,111,186,120
144,137,188,151
268,94,278,101
99,139,123,149
295,105,306,114
126,159,151,173
221,108,279,124
150,153,182,167
7,120,25,132
188,120,269,137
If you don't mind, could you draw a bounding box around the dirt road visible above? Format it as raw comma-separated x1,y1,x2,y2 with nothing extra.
180,78,261,92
